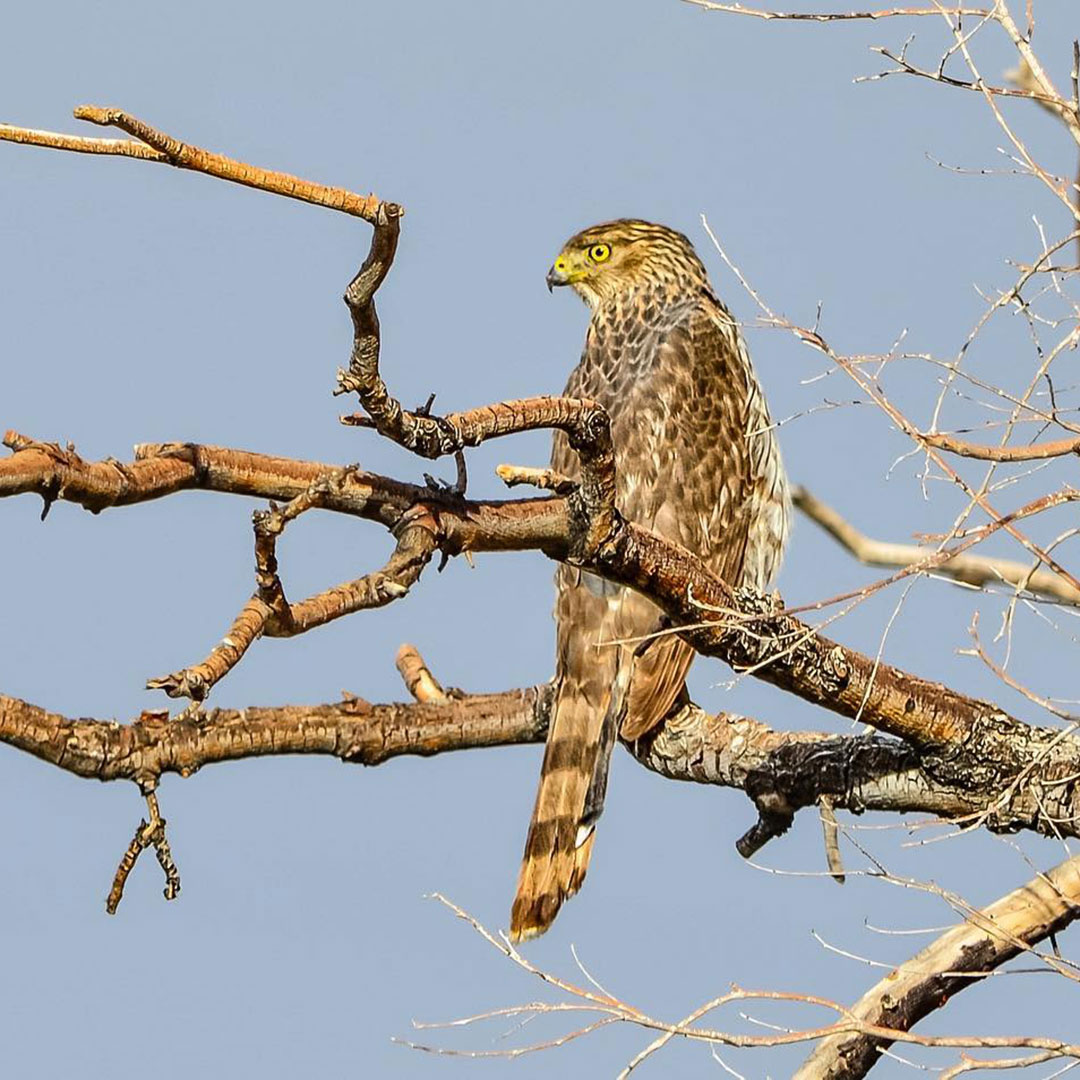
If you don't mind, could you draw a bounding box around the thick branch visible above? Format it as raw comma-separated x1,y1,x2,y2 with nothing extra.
794,855,1080,1079
1,683,1079,849
0,689,549,785
5,431,1077,806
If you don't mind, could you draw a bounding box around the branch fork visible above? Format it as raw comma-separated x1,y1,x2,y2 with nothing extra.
106,789,180,915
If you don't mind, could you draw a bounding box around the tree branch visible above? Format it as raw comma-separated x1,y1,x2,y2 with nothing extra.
919,430,1080,462
682,0,993,20
0,106,386,221
146,469,438,702
6,425,1080,822
793,486,1080,605
410,892,1080,1073
2,670,1080,858
794,855,1080,1079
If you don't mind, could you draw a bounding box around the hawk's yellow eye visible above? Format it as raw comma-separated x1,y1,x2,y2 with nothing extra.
589,243,611,263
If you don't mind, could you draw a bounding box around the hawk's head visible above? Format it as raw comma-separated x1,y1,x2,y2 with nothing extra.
546,219,708,308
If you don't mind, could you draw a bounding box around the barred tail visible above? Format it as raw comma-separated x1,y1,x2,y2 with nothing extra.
509,667,625,942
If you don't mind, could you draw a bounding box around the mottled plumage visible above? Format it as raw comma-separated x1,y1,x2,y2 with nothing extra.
510,220,790,941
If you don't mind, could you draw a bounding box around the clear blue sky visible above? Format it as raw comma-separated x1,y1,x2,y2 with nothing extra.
2,1,1078,1075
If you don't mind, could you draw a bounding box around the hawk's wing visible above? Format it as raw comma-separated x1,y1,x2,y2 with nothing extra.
604,302,763,740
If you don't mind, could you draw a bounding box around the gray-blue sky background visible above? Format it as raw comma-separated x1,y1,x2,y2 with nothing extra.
2,1,1078,1075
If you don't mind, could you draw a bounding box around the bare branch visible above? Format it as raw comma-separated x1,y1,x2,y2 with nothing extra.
793,486,1080,605
701,219,1080,600
867,44,1069,110
919,430,1080,462
396,644,451,704
0,106,386,221
496,463,578,495
147,471,437,702
682,0,992,20
3,669,1079,861
105,791,181,915
994,3,1080,148
794,854,1080,1078
414,892,1080,1072
819,796,847,884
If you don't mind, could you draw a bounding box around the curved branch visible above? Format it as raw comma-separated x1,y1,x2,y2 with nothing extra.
147,483,438,702
0,430,564,548
336,205,617,565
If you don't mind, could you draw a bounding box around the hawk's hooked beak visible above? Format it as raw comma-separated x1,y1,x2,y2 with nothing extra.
546,257,572,293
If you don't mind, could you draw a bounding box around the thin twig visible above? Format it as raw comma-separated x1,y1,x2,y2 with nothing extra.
682,0,992,20
0,106,386,220
794,487,1080,605
105,789,180,914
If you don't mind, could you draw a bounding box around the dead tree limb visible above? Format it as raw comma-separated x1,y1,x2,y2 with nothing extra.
5,417,1080,840
147,469,439,702
0,106,385,221
3,682,1076,853
794,855,1080,1079
793,487,1080,605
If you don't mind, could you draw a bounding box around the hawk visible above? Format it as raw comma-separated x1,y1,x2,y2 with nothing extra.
509,219,790,941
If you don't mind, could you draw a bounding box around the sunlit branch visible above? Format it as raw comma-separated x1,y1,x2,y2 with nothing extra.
0,106,386,221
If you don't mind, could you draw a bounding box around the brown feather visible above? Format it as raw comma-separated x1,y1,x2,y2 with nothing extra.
509,619,617,941
620,635,694,741
511,221,790,939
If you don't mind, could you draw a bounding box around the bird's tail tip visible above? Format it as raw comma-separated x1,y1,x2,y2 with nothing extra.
508,826,597,942
508,891,559,942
